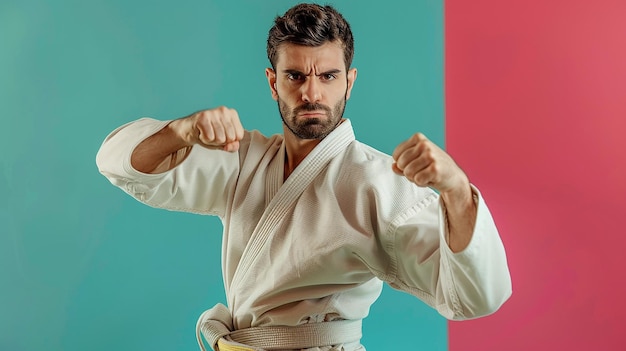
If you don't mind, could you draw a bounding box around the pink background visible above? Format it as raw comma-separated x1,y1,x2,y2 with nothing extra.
446,0,626,349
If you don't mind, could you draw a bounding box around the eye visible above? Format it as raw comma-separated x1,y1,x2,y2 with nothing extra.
287,73,304,81
321,73,337,81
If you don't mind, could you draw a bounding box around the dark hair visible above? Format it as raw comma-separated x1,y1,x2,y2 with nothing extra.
267,3,354,70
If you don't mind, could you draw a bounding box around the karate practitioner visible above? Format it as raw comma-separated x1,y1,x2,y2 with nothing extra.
96,3,512,350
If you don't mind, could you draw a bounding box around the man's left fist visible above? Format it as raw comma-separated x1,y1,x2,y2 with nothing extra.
392,132,469,194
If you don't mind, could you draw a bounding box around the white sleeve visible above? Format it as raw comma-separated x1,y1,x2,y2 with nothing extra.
389,185,512,320
95,118,240,217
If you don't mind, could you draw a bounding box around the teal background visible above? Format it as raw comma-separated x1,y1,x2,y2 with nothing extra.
0,1,444,350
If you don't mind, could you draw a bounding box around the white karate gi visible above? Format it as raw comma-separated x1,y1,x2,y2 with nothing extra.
96,118,512,350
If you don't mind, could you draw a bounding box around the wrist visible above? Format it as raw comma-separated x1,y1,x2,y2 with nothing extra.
440,178,473,210
168,117,196,148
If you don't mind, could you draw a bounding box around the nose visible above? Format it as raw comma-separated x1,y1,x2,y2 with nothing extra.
301,77,322,103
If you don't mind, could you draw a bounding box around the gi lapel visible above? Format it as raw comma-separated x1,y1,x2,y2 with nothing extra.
264,142,284,208
228,120,355,308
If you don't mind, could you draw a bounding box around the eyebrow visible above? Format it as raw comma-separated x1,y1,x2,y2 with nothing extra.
282,69,343,76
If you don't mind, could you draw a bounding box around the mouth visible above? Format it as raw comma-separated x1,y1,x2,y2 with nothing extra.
298,111,327,118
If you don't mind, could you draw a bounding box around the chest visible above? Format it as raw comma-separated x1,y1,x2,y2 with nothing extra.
224,166,379,286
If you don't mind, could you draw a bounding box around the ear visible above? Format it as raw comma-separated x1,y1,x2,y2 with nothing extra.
345,68,357,100
266,68,278,101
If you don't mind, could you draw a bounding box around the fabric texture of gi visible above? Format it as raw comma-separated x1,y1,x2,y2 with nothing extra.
96,118,512,350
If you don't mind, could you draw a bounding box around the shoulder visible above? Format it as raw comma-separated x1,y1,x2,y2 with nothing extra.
238,130,283,160
334,140,436,205
337,141,405,189
241,129,283,147
327,140,437,237
344,140,392,168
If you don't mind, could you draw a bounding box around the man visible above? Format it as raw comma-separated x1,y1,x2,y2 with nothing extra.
96,3,511,351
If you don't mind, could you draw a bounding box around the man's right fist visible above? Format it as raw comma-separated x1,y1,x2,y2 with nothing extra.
174,106,245,152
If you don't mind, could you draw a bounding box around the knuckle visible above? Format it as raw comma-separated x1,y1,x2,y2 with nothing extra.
195,110,207,120
430,162,441,175
424,149,435,162
214,133,226,143
198,110,214,123
412,173,424,185
413,132,426,141
415,140,427,151
395,157,407,169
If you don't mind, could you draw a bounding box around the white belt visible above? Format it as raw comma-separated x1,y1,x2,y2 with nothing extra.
196,304,363,350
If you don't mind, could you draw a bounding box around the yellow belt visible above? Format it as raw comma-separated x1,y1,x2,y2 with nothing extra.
217,338,256,351
198,304,362,351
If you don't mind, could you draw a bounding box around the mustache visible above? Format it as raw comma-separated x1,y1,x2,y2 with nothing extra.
293,103,332,115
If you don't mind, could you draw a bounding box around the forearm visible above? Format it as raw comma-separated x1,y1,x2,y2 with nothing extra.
439,188,512,319
131,118,194,174
440,181,476,253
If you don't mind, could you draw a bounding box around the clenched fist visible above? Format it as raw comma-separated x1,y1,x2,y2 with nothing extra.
173,106,245,152
391,132,469,195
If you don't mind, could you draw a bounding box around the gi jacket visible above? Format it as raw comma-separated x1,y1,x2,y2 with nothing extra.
96,118,512,333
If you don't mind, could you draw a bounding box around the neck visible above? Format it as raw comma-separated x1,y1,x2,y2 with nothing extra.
282,127,322,180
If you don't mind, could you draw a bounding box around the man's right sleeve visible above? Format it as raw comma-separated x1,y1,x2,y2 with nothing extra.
95,117,240,217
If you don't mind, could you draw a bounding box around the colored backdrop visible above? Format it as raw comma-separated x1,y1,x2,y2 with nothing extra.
0,1,447,350
446,0,626,350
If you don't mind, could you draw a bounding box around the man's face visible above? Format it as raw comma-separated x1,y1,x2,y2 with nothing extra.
266,41,357,140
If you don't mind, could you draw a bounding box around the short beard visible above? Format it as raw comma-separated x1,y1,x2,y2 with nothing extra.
278,97,347,140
